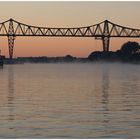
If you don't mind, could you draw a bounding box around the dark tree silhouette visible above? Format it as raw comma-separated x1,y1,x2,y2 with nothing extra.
120,41,140,55
88,41,140,62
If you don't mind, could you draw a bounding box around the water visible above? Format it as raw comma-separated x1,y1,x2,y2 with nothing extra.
0,62,140,138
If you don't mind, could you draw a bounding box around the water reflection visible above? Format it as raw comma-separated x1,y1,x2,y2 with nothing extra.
7,65,15,122
101,66,109,111
0,63,139,138
101,66,110,128
0,65,3,70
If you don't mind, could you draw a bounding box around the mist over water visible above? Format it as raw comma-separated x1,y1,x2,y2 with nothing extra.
0,62,140,138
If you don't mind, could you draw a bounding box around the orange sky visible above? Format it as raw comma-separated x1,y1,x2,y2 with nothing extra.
0,1,140,58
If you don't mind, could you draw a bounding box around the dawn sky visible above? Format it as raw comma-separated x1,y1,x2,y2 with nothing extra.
0,1,140,57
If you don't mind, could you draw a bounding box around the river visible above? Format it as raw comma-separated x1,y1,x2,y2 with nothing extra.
0,63,140,138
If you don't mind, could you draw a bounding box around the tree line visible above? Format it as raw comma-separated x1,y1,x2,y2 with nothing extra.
88,41,140,62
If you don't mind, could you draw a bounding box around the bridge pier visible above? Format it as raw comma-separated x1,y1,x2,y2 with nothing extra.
102,37,110,52
102,20,110,52
8,19,15,59
8,36,15,59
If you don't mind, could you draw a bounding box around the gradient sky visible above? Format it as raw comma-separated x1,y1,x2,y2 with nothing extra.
0,1,140,57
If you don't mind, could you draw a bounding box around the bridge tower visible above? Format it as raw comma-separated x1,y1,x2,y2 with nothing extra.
102,20,110,52
8,19,15,59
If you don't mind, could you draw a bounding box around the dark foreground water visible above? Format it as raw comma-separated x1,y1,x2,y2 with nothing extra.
0,63,140,138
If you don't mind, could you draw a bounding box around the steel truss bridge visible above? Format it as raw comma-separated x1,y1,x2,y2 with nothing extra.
0,18,140,59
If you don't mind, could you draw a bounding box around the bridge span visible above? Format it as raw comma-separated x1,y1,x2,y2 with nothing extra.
0,18,140,59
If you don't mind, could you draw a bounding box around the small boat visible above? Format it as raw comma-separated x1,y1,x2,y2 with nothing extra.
0,58,3,66
0,50,4,66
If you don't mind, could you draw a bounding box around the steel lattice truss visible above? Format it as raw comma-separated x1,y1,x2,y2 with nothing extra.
0,18,140,59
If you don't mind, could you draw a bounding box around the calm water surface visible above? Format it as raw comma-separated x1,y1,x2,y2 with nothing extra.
0,63,140,138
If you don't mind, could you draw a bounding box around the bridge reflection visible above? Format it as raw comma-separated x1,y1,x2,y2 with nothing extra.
101,66,110,129
102,66,109,111
7,65,15,123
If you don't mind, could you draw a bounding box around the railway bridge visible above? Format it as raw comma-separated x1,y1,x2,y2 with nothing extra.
0,19,140,59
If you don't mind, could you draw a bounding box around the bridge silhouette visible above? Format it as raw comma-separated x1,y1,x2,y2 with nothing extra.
0,18,140,59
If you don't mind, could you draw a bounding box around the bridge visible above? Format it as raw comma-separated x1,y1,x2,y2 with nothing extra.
0,18,140,59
